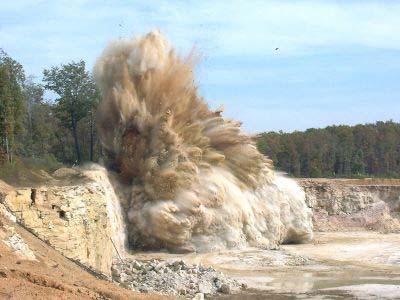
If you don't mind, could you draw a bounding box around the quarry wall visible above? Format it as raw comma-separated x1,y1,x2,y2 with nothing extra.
0,177,116,275
298,178,400,232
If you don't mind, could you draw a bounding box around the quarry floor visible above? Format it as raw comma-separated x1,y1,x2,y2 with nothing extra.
1,220,399,299
133,231,400,299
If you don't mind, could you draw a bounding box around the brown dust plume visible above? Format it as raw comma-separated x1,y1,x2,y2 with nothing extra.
94,31,313,252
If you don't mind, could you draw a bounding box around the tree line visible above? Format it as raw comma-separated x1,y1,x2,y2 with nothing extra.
1,49,399,179
0,49,101,169
256,121,400,178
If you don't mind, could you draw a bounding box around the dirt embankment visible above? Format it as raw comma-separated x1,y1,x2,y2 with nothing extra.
298,178,400,232
0,214,167,300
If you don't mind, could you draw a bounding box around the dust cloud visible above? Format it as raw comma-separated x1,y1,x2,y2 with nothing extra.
94,31,313,252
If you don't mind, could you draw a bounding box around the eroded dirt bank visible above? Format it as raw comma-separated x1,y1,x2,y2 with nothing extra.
0,215,167,300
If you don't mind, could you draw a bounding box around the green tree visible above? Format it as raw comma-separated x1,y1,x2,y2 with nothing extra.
43,61,99,163
20,78,62,160
256,121,400,178
19,77,44,157
0,49,26,163
352,149,365,175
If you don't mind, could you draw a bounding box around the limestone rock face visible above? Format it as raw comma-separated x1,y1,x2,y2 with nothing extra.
1,225,37,260
0,173,120,276
0,180,15,205
298,179,400,232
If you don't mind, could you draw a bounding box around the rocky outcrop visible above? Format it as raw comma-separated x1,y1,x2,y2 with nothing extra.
0,168,123,276
298,179,400,232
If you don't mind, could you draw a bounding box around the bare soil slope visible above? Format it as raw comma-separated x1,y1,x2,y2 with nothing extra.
0,216,167,300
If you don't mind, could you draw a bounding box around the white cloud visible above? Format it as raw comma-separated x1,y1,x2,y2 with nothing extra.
2,0,400,75
101,0,400,56
1,1,400,131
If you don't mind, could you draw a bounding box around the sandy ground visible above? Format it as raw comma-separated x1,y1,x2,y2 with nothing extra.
0,216,168,300
133,232,400,299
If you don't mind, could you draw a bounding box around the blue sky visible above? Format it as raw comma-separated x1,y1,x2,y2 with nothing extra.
1,1,400,133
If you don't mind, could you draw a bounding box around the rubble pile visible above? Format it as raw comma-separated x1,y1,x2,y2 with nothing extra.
111,258,242,297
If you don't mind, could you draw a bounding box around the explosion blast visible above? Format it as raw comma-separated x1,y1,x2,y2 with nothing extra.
94,31,313,252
